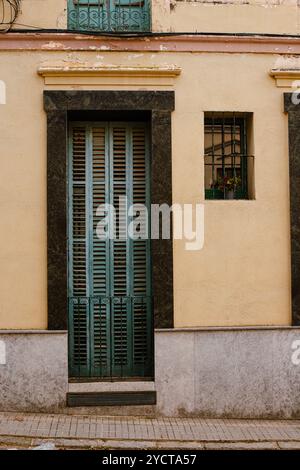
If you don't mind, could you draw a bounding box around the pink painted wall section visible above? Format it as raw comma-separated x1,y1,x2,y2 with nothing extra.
1,33,300,54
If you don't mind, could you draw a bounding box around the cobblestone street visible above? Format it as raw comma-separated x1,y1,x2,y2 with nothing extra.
0,412,300,450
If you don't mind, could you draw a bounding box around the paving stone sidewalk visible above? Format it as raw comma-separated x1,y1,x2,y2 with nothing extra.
0,412,300,450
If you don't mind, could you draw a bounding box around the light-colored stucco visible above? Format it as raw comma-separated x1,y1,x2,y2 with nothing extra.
12,0,67,29
10,0,300,35
0,49,291,328
164,2,300,35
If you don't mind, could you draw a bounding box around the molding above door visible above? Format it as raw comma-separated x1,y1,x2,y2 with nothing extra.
270,69,300,88
38,64,181,88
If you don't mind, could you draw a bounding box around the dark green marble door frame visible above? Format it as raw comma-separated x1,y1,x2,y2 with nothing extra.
44,91,175,331
285,92,300,325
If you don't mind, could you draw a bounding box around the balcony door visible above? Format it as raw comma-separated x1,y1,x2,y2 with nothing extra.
67,0,151,32
68,121,153,379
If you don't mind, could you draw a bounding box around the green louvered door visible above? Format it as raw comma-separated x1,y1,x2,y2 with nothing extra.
68,122,153,379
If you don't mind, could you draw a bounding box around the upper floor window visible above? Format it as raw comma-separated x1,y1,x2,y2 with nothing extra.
67,0,151,32
204,113,254,200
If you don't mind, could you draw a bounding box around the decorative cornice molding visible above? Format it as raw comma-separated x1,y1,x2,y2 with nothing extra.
270,69,300,88
38,64,181,77
37,64,181,86
3,33,300,54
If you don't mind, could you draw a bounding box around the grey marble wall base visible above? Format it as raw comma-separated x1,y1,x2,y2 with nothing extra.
1,328,299,417
155,328,300,418
0,332,68,412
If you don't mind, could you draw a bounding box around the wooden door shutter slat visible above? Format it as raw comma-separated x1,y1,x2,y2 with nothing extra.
111,125,129,372
131,126,151,370
69,126,89,376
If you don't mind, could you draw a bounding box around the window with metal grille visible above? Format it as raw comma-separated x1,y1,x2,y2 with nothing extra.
67,0,151,32
204,113,254,200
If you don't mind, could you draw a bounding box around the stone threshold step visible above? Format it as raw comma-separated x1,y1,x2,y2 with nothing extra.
69,381,155,393
67,391,157,407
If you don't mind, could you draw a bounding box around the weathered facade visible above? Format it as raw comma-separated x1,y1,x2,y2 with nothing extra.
0,0,300,417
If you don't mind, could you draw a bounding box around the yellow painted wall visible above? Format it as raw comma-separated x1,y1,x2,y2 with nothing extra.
12,0,67,29
7,0,300,35
0,49,291,328
0,53,47,329
163,2,300,35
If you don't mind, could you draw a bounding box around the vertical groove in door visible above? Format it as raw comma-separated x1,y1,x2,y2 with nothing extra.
111,124,129,376
132,125,152,372
91,124,110,377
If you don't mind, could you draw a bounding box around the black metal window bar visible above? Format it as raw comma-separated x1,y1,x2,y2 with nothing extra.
67,0,151,32
204,113,254,200
68,295,153,380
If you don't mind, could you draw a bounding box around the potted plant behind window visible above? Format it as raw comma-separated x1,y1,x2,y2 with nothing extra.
206,180,223,199
216,176,242,199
